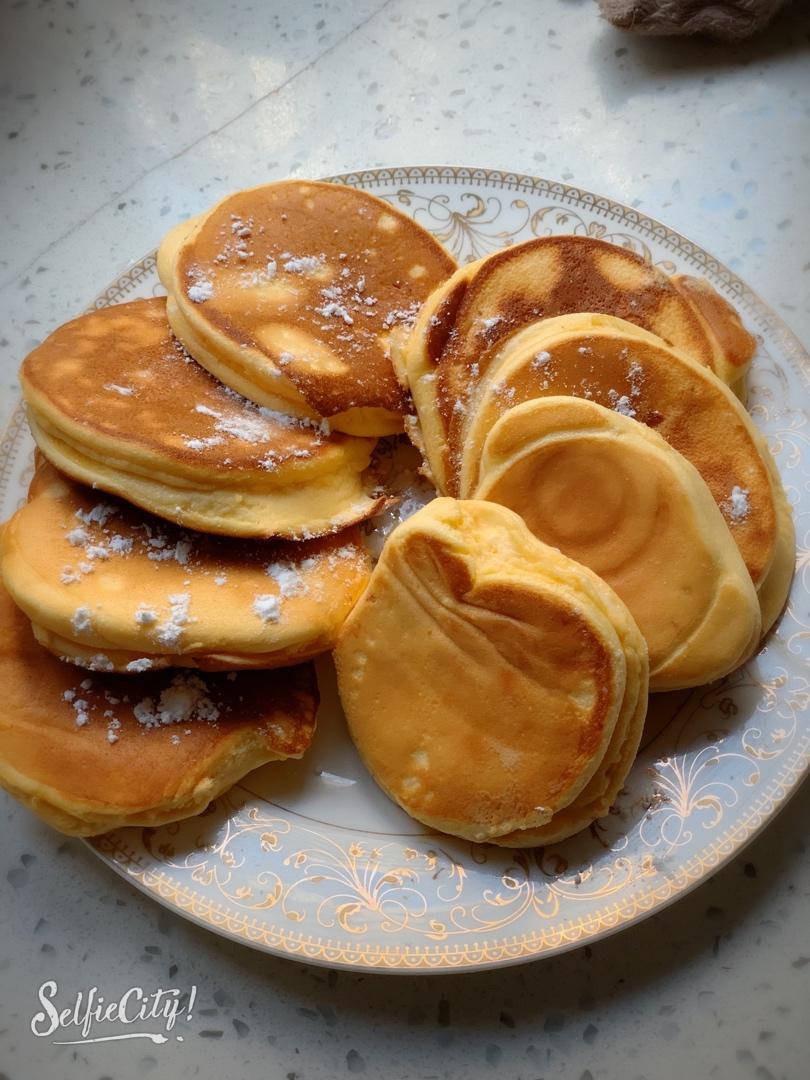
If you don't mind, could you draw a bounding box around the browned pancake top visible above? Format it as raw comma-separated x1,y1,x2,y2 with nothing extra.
429,236,715,477
175,181,456,417
21,298,356,476
671,274,756,373
462,330,777,583
0,585,318,809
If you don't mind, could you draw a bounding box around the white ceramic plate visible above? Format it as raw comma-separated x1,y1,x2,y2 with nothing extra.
2,167,808,973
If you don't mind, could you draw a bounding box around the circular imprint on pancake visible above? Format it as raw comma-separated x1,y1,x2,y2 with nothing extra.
508,440,660,577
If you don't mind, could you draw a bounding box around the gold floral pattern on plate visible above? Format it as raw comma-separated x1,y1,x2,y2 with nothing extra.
2,167,808,972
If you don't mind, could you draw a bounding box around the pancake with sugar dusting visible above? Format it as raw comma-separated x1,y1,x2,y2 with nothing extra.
398,235,755,492
21,298,382,539
476,398,761,691
157,180,456,436
334,499,648,846
0,584,318,836
0,459,371,673
456,313,781,593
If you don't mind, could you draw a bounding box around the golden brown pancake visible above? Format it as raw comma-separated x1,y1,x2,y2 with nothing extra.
756,491,795,636
334,499,648,846
157,180,456,435
398,236,755,492
0,459,371,672
476,398,762,690
456,313,780,590
754,440,796,636
0,584,318,836
670,274,756,389
21,298,383,538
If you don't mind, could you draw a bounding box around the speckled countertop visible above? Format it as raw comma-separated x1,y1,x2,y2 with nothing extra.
1,2,808,1079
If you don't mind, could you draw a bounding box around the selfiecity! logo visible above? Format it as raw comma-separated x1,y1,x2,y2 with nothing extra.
30,980,197,1046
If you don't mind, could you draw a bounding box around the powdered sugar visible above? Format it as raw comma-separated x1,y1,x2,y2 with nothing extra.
627,359,644,385
72,699,90,727
383,301,421,329
283,254,324,274
609,391,637,418
182,393,328,454
265,561,308,599
184,435,225,451
478,315,502,335
109,535,133,554
491,380,517,405
315,300,354,325
132,673,220,729
240,257,277,288
145,538,194,565
126,658,154,673
187,279,213,303
75,504,116,527
84,652,114,669
66,527,89,547
253,594,282,623
186,266,214,303
606,356,646,418
134,605,158,627
154,594,192,648
725,485,751,523
71,607,93,635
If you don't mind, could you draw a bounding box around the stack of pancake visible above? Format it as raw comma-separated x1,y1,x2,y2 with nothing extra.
0,180,456,836
335,499,649,846
0,181,794,850
391,237,794,684
338,234,794,848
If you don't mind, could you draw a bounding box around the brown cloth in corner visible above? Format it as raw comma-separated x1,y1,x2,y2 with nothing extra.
597,0,787,41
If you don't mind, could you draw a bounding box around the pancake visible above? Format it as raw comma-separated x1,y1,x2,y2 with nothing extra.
0,584,318,836
456,313,780,592
756,493,795,635
334,498,648,846
0,459,371,672
397,235,755,492
157,180,457,436
670,274,757,389
20,298,383,538
475,397,761,691
755,449,796,636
